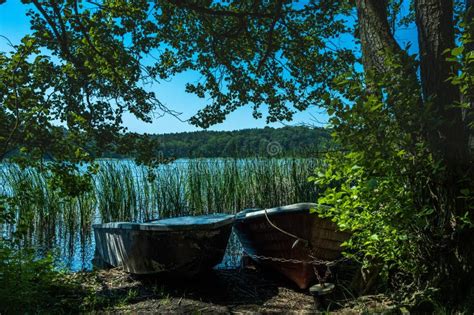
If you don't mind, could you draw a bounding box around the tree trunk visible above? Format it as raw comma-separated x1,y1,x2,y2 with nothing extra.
415,0,468,163
355,0,422,136
414,0,474,306
355,0,419,80
356,0,395,74
414,0,472,224
467,0,474,153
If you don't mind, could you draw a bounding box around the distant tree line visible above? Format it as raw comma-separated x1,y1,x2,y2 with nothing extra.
113,126,332,159
3,126,332,161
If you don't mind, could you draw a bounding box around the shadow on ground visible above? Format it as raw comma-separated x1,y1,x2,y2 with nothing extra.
87,267,316,313
75,262,395,314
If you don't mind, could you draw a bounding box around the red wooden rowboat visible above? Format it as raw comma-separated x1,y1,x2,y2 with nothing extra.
233,203,350,289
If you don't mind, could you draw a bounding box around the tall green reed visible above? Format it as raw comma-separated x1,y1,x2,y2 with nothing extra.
2,158,322,225
1,158,322,266
1,164,96,251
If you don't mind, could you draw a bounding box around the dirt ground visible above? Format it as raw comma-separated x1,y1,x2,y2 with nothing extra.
70,266,397,314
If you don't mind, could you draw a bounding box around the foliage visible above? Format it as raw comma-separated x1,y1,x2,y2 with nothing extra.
0,35,150,163
0,245,85,313
308,50,424,272
0,243,156,313
0,1,353,131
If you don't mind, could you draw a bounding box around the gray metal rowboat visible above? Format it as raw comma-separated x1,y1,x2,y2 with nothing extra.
93,214,234,277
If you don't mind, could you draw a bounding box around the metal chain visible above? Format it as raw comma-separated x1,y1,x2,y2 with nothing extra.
314,264,332,284
243,252,348,267
310,248,331,284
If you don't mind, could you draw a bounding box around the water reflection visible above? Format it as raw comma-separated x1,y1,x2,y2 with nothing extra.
216,230,243,269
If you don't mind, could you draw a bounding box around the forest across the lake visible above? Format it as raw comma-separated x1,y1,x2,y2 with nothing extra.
3,126,332,160
113,126,332,158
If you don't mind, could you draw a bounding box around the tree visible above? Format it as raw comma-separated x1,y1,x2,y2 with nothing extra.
0,0,172,195
1,0,474,308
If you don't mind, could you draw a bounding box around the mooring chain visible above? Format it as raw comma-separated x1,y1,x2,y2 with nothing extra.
243,252,348,267
313,264,332,284
310,248,333,284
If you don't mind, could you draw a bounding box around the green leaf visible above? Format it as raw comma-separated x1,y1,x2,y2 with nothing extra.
451,46,464,57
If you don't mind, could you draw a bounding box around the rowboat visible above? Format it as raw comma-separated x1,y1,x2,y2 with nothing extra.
93,214,234,276
233,203,350,289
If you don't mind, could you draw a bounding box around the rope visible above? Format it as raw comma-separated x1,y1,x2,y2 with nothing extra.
263,208,309,248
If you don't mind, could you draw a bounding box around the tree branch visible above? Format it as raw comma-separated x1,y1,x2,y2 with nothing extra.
165,0,276,19
31,0,75,62
257,0,283,73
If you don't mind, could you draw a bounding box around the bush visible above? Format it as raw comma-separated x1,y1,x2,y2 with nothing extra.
0,244,85,313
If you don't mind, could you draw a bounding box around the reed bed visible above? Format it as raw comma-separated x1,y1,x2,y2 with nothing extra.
94,158,323,221
1,158,322,268
0,164,96,258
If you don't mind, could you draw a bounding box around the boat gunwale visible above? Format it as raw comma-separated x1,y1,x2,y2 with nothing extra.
93,214,235,231
235,202,329,220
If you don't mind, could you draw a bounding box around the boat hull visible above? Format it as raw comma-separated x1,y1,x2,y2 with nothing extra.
93,215,234,277
234,203,350,289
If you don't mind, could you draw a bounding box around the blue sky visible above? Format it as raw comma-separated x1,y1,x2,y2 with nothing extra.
0,1,418,134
